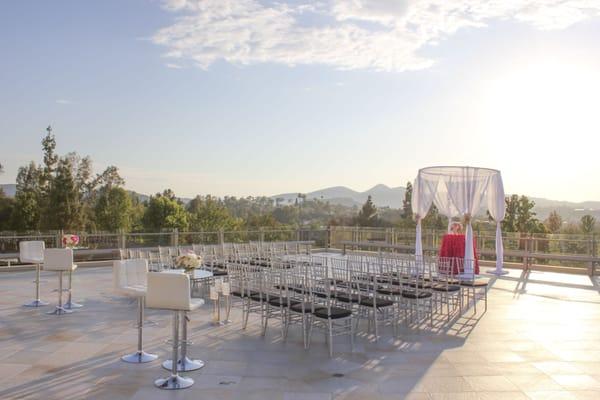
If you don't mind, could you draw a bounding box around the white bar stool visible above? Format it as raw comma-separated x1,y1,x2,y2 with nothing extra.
19,241,49,307
44,248,78,315
113,259,158,363
146,272,204,390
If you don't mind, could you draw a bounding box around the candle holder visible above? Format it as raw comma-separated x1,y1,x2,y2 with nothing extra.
221,282,231,324
210,285,222,326
210,278,232,326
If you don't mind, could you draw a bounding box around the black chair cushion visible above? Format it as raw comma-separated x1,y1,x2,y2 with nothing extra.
376,287,403,296
267,297,301,307
212,270,228,276
432,285,461,292
232,290,259,298
290,302,324,313
313,306,352,319
249,293,265,302
460,279,489,287
334,292,360,303
403,282,431,289
401,290,432,299
358,297,394,308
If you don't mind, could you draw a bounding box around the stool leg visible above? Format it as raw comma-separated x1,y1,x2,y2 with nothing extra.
24,263,49,307
162,311,204,372
64,269,83,309
47,271,72,315
122,296,158,363
155,311,194,390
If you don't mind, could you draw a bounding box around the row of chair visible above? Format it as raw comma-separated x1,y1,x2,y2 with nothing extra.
225,253,489,356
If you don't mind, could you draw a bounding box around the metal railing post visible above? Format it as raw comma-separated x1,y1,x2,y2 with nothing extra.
119,229,126,250
56,230,63,248
588,234,595,276
171,229,179,247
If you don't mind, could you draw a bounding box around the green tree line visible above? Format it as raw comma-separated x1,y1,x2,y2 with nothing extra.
0,129,596,235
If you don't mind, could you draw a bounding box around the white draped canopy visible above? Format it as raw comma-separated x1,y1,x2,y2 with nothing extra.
411,166,506,274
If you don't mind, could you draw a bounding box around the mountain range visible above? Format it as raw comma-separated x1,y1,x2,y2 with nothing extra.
272,184,405,208
2,183,599,222
272,185,600,222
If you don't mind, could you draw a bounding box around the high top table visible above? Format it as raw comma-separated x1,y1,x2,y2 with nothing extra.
438,234,480,274
162,268,213,297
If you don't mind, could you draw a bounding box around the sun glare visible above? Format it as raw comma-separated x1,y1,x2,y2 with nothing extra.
485,60,600,142
481,59,600,198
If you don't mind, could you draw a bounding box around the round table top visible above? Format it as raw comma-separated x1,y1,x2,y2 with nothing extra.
161,268,213,280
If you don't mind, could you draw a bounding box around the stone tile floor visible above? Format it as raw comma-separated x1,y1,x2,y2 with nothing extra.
0,266,599,400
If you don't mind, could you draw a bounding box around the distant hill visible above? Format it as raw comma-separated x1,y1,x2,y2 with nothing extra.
0,184,16,197
272,184,406,208
3,182,600,222
529,197,600,222
272,185,600,222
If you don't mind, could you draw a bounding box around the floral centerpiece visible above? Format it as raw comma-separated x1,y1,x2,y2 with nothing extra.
176,251,202,272
62,234,80,248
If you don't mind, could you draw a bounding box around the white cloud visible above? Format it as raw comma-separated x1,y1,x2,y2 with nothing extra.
153,0,600,72
56,99,72,104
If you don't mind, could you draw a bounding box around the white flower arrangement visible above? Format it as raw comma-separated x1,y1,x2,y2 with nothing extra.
176,252,202,270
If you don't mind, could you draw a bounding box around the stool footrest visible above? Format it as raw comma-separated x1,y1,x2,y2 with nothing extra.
162,357,204,372
154,374,194,390
121,351,158,364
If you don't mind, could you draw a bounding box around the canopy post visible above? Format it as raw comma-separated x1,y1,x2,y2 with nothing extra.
463,213,474,275
488,220,509,275
415,215,423,259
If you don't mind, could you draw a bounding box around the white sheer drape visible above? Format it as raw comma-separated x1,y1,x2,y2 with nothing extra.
411,166,506,275
431,180,460,232
445,168,492,274
487,173,506,273
411,177,433,260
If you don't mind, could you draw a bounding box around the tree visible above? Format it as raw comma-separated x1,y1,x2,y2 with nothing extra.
245,213,280,229
43,157,83,230
11,161,43,231
187,195,240,232
94,186,132,232
0,191,14,231
544,210,563,233
143,190,189,231
356,195,378,226
402,181,413,220
272,205,299,225
40,125,58,194
129,195,146,232
580,214,596,235
422,204,448,230
502,195,540,233
94,165,125,189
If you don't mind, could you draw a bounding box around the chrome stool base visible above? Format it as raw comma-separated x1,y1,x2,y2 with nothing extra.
47,306,72,315
162,357,205,372
24,299,49,307
64,300,83,309
122,351,158,364
154,374,194,390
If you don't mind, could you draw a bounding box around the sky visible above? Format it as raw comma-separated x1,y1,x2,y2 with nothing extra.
1,0,600,202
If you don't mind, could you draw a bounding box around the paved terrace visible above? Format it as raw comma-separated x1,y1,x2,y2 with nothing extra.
0,266,599,400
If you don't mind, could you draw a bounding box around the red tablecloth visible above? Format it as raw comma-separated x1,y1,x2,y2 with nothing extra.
438,234,479,274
